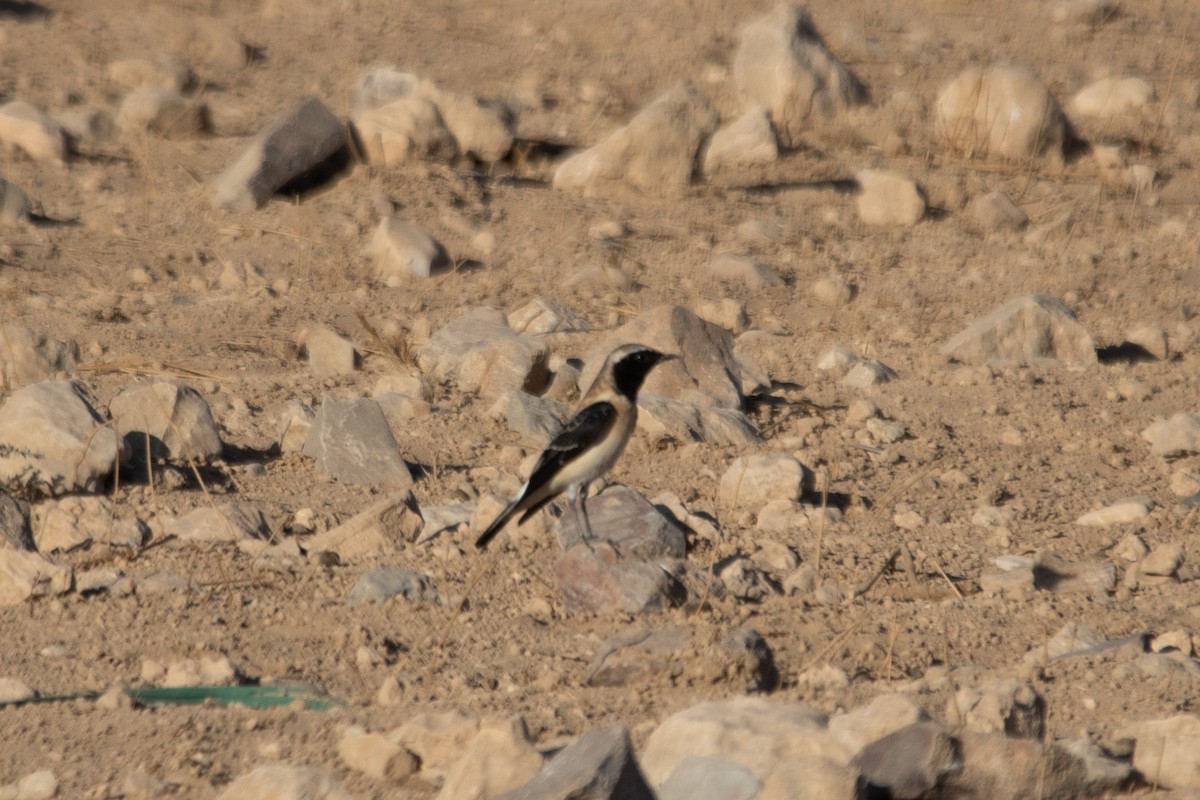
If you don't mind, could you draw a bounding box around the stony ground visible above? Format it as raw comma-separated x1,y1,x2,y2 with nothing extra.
2,0,1200,797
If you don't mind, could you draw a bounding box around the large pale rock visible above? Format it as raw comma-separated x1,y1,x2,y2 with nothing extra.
940,294,1096,366
166,502,270,543
579,305,746,409
35,496,147,551
854,722,958,800
641,698,842,786
827,694,930,761
855,169,925,227
0,380,126,496
109,380,223,462
942,732,1111,799
0,101,68,163
760,756,862,800
702,106,778,174
215,765,356,800
338,729,418,781
733,4,866,148
107,53,193,92
389,711,482,784
719,454,811,512
0,325,77,391
1075,496,1153,526
935,66,1067,161
0,177,31,224
438,718,543,800
303,492,423,560
353,95,457,165
553,83,717,196
116,88,209,138
0,549,72,606
302,396,414,488
637,394,759,446
212,96,348,210
417,308,550,398
658,757,760,800
367,218,448,284
1070,77,1153,118
947,680,1045,739
433,88,514,162
1125,715,1200,790
1141,412,1200,458
496,725,654,800
302,325,357,376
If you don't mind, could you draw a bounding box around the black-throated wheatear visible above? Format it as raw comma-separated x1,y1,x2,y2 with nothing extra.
475,343,674,550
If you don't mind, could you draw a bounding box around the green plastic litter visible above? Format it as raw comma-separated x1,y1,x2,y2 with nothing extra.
2,683,345,711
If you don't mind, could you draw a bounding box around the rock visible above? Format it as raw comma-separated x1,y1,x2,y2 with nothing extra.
0,177,31,224
719,454,811,512
637,394,759,446
1070,77,1153,117
1141,413,1200,458
943,732,1103,800
702,106,778,174
578,306,746,409
302,396,414,488
1051,0,1119,24
811,275,854,307
733,4,866,148
109,380,223,462
935,66,1067,161
856,169,925,227
967,190,1028,232
658,757,760,800
0,496,33,551
585,626,690,687
1125,715,1200,790
438,718,543,800
842,360,897,387
107,53,193,92
940,294,1096,366
1032,555,1116,595
54,106,114,148
431,88,515,162
503,391,567,444
0,101,68,163
417,308,550,399
507,298,591,335
1035,621,1104,661
1126,324,1169,360
1141,543,1183,577
166,502,270,543
35,496,147,551
304,492,422,559
720,627,780,692
367,218,449,284
215,765,355,800
10,770,57,800
817,345,859,372
346,566,437,604
0,325,78,391
162,654,239,686
759,757,862,800
496,725,653,800
717,556,775,602
338,729,418,781
0,380,127,496
710,254,782,289
555,543,681,615
352,92,457,165
641,698,840,785
828,694,930,760
1075,496,1153,526
389,711,481,784
212,96,348,211
302,325,357,376
0,549,72,606
947,680,1044,739
116,88,209,137
416,501,473,543
553,83,717,196
0,676,35,704
854,722,958,800
554,485,687,556
277,399,315,453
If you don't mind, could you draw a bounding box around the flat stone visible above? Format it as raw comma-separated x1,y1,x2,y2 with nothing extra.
942,732,1100,800
1141,412,1200,458
495,725,654,800
935,66,1067,161
367,218,449,284
1070,77,1154,117
828,694,931,761
109,380,223,462
658,757,760,800
302,396,413,488
1075,497,1153,526
842,359,897,387
1124,715,1200,790
304,492,422,560
760,756,862,800
214,765,355,800
107,53,193,92
1141,543,1184,577
116,88,209,138
710,254,782,289
0,380,127,496
554,543,681,615
417,307,550,399
212,96,347,211
34,496,147,551
0,101,68,163
504,391,567,445
166,502,270,544
431,88,514,163
940,294,1096,366
553,83,717,196
0,325,77,392
437,718,543,800
346,566,437,605
0,549,72,606
856,169,925,227
637,394,760,446
388,711,481,785
507,298,591,335
554,484,687,556
302,325,357,376
702,106,778,174
719,453,811,511
0,676,35,704
733,4,866,148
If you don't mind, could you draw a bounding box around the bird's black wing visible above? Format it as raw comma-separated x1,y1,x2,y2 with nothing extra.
525,400,619,489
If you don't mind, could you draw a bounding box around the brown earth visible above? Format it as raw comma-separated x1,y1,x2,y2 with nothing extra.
2,0,1200,797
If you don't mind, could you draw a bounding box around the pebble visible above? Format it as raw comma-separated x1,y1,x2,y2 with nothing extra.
301,325,357,376
1070,77,1154,117
346,566,437,605
338,728,418,781
367,218,449,284
116,88,210,138
0,677,35,704
811,275,854,307
1141,543,1183,577
1075,496,1153,526
842,360,897,387
856,169,925,227
966,190,1027,232
719,453,810,511
1141,412,1200,458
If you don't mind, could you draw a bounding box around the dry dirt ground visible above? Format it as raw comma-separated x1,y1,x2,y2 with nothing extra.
2,0,1200,797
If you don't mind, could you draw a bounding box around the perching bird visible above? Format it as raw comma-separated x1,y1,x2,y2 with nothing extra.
475,343,674,550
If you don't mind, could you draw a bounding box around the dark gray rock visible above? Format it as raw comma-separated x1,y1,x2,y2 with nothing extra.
496,725,655,800
302,396,413,488
554,485,687,556
854,722,959,799
0,495,33,550
212,96,347,211
347,566,437,604
555,544,684,615
109,380,223,462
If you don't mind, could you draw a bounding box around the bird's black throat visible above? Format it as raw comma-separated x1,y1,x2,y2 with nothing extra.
612,351,662,399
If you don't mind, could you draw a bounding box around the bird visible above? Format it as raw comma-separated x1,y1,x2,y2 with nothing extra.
475,343,675,550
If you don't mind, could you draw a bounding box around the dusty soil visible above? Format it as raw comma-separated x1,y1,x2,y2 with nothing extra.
2,0,1200,797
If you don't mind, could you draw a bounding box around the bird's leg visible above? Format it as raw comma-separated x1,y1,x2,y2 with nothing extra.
570,483,597,551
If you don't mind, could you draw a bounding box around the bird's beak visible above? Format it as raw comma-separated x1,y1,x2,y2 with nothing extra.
659,353,680,363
